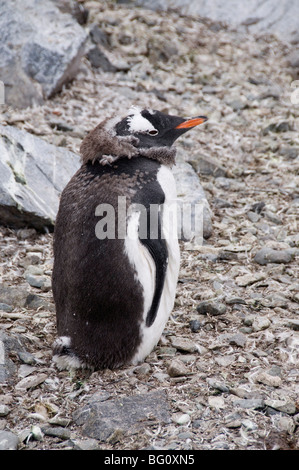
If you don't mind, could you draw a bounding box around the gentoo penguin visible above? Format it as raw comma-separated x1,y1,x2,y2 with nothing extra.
52,107,207,370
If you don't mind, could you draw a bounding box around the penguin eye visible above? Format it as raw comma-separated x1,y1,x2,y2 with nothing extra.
148,129,158,136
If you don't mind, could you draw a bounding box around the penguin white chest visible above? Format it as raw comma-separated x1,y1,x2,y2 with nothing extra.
125,165,180,364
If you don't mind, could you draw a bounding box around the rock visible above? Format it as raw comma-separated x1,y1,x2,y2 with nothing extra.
256,371,282,387
15,373,48,391
0,303,13,313
196,300,227,316
0,430,19,450
167,359,190,377
207,378,230,393
172,161,212,240
30,425,44,442
228,333,247,348
189,319,201,332
133,363,151,375
287,319,299,331
0,284,30,308
252,317,271,332
234,398,265,410
86,46,117,72
0,404,10,417
208,396,226,409
174,413,191,425
170,336,198,353
254,246,295,265
190,153,227,178
236,272,266,287
52,0,89,25
89,24,110,48
0,331,29,383
73,391,170,441
0,124,80,230
42,426,71,441
0,0,87,108
265,399,297,415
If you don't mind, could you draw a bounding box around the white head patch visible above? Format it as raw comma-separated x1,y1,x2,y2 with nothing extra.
127,106,157,134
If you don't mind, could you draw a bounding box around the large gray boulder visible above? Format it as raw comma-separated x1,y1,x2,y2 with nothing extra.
0,0,88,109
135,0,299,44
0,124,80,230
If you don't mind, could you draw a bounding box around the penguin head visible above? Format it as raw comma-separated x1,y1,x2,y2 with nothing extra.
113,107,207,149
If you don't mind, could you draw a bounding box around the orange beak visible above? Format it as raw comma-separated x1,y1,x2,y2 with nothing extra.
175,116,208,129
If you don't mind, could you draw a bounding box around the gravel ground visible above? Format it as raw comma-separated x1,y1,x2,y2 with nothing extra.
0,0,298,451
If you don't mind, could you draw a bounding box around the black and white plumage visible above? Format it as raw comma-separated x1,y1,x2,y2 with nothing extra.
52,107,207,370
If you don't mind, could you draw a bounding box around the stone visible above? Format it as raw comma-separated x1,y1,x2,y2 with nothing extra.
228,333,247,348
265,399,297,415
42,426,71,440
15,373,48,391
86,46,117,72
236,272,266,287
167,359,190,377
73,391,170,441
0,283,30,308
254,246,294,265
189,319,201,332
0,124,80,230
0,331,29,383
172,161,212,240
196,300,227,316
0,0,87,108
252,317,271,332
0,404,10,417
0,430,19,450
190,153,227,178
234,398,265,410
208,396,226,409
170,336,198,353
256,371,282,387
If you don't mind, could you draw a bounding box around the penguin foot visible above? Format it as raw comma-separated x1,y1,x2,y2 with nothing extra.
52,336,89,371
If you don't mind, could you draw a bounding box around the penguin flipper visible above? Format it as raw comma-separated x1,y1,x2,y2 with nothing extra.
139,208,168,327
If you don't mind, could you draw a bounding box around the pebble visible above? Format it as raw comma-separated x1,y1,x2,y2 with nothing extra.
133,363,151,375
254,247,294,265
189,319,201,332
207,378,230,393
234,398,265,410
256,371,282,387
167,359,190,377
42,426,71,441
170,336,198,353
0,404,10,417
196,300,227,316
174,413,191,425
252,317,271,332
15,373,48,391
0,303,13,312
236,272,266,287
228,333,247,348
241,419,257,431
31,425,43,441
208,396,226,409
265,399,297,415
0,430,19,450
